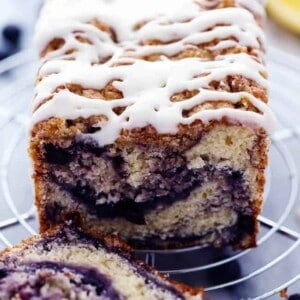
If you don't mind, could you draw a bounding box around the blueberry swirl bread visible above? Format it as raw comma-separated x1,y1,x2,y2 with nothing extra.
0,226,203,299
29,0,275,249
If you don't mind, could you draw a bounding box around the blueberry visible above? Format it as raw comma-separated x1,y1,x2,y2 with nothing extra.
0,51,10,61
111,155,125,174
289,294,300,300
71,184,96,202
44,144,73,165
0,268,8,279
2,24,21,46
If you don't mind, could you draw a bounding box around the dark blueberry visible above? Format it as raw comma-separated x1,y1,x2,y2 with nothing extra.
0,268,8,279
2,25,21,46
231,170,242,181
81,269,106,294
94,202,115,218
71,184,96,202
95,284,105,294
119,202,146,225
0,51,10,61
80,143,107,156
94,201,146,225
226,170,243,186
111,155,125,174
237,215,255,235
44,144,73,165
289,294,300,300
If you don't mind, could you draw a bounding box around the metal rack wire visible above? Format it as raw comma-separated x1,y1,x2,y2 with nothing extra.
0,47,299,299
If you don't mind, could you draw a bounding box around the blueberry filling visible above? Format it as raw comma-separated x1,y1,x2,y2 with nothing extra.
0,261,120,299
59,172,201,225
0,24,22,63
2,25,21,46
27,262,117,297
44,144,74,165
52,166,250,225
44,142,251,225
236,214,255,235
0,51,10,61
0,268,8,279
44,142,109,165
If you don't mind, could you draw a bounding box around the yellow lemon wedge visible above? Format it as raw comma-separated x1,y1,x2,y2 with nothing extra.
267,0,300,34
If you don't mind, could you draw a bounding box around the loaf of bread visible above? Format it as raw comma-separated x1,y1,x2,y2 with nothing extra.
29,0,275,249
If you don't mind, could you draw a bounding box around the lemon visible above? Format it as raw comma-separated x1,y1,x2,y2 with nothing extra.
267,0,300,34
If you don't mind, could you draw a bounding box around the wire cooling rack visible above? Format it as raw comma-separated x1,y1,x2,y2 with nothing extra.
0,47,299,300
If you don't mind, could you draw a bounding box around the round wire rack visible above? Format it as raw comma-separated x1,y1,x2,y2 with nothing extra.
0,47,299,299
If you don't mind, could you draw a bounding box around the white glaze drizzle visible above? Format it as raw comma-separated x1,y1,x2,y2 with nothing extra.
33,0,275,146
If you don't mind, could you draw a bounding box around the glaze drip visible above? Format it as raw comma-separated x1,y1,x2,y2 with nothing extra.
32,0,275,147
